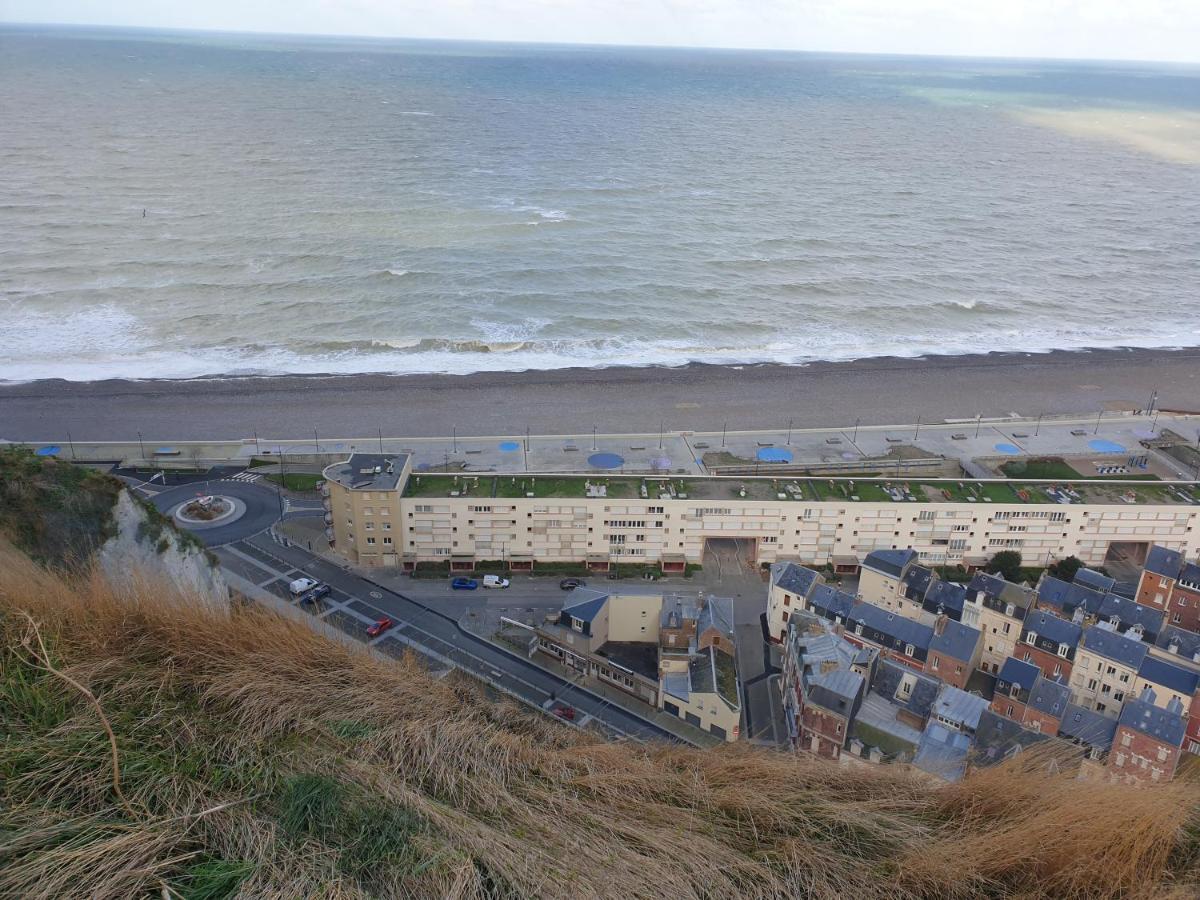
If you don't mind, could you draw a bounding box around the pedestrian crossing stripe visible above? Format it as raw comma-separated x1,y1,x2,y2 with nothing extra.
226,471,262,482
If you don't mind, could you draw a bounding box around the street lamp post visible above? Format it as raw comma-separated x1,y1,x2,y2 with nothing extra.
1035,413,1042,437
786,419,793,446
593,425,597,451
67,431,76,461
721,422,727,448
137,430,145,463
1094,409,1103,435
975,414,981,439
853,417,860,443
914,416,921,442
378,428,384,454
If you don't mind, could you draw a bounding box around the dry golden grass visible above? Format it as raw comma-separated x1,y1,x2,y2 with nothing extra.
1,542,1198,899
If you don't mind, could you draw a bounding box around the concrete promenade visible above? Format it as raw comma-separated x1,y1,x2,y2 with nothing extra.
9,410,1200,481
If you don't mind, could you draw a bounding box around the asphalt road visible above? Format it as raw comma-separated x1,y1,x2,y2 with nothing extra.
222,533,687,744
146,480,285,545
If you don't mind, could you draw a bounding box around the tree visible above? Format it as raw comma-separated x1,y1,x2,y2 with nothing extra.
986,550,1023,582
1047,555,1084,582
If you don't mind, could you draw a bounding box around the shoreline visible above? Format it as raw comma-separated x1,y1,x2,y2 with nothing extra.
3,346,1200,441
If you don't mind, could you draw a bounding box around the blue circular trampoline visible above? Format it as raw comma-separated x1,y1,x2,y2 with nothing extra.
34,445,61,456
756,447,793,463
588,452,625,469
994,443,1021,455
1089,439,1126,453
499,441,520,452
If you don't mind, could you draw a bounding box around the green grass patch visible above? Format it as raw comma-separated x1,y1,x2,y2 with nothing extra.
264,472,324,492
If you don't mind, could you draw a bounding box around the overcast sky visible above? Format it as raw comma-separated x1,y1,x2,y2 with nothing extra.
5,1,1200,63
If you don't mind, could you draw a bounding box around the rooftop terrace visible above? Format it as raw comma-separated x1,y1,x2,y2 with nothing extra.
402,472,1200,506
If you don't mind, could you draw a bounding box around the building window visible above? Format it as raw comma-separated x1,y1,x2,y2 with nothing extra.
904,644,915,657
1057,644,1069,658
930,655,939,670
366,537,376,545
1027,631,1038,646
1121,732,1132,747
383,537,392,545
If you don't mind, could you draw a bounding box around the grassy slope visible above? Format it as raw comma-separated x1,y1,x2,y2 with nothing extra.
2,548,1199,899
0,449,122,567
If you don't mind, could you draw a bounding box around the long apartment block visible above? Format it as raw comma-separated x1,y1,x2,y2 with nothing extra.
320,453,1200,572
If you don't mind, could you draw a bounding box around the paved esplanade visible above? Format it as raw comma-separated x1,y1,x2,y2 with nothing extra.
2,347,1198,442
18,411,1200,481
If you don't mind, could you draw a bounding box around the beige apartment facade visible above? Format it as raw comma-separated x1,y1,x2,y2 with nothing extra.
321,459,1200,574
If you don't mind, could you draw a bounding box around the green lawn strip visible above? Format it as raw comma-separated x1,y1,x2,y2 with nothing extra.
264,472,324,492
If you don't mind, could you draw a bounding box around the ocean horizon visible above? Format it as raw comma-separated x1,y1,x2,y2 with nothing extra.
3,24,1199,383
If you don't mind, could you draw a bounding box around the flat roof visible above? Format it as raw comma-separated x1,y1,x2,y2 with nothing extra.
323,453,409,491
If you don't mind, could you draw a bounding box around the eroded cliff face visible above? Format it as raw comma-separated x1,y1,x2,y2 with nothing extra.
97,490,228,602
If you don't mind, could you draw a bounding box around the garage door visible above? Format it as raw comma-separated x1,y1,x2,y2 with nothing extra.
664,700,680,717
685,712,701,728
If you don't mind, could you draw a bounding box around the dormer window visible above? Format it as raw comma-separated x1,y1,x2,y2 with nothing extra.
1005,603,1016,617
1027,631,1038,646
570,616,585,633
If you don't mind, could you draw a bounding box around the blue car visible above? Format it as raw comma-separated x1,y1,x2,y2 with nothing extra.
451,577,479,590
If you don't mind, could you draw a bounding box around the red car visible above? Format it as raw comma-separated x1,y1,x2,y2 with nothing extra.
366,617,394,638
553,706,576,721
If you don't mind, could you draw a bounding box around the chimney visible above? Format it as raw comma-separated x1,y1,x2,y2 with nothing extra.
934,614,948,636
1138,686,1158,705
1167,696,1186,716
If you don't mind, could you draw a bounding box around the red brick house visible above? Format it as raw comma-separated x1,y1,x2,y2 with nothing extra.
1107,688,1188,784
1017,610,1082,683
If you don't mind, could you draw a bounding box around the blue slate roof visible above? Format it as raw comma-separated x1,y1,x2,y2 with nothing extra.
924,580,967,616
1157,625,1200,659
1027,678,1071,719
561,589,609,623
1081,625,1149,670
969,571,1035,608
913,723,972,782
1058,704,1118,751
863,548,917,578
929,619,981,663
932,686,989,731
1138,656,1200,697
1075,568,1116,592
1036,576,1072,610
1022,610,1082,650
1180,562,1200,587
871,659,940,719
850,602,934,651
772,562,821,597
1118,696,1186,747
808,670,865,716
1144,545,1184,579
901,565,935,601
997,657,1040,693
808,583,855,620
1095,594,1162,642
1038,576,1106,617
974,709,1049,764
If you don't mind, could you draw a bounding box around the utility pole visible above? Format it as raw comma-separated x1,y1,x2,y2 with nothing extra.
137,430,145,463
658,419,664,450
67,431,76,461
1094,409,1103,435
786,419,793,446
378,428,384,453
593,425,597,451
974,414,981,439
721,422,727,448
914,416,921,442
314,428,319,454
853,417,860,443
1034,413,1042,437
452,426,457,454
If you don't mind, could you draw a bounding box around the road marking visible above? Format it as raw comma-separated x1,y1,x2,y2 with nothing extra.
225,471,262,482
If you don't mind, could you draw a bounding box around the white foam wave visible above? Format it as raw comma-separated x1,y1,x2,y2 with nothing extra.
2,317,1198,383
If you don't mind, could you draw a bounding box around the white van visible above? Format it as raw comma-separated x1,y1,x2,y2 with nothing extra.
482,574,510,589
289,577,318,596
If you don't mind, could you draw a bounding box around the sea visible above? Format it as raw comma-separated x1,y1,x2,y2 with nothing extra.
2,25,1199,383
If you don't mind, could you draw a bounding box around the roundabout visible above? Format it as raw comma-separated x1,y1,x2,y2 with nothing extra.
147,481,286,546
